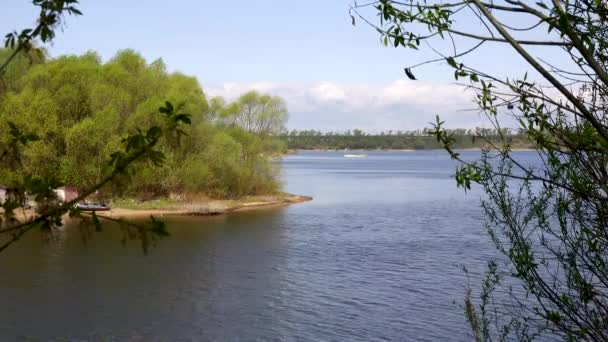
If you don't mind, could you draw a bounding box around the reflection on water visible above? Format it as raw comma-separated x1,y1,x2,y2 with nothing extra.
0,151,539,341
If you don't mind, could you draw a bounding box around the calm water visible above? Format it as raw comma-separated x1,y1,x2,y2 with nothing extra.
0,151,537,341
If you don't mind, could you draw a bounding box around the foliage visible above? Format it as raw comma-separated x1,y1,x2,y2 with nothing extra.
0,49,285,200
0,1,286,253
353,0,608,340
216,90,288,136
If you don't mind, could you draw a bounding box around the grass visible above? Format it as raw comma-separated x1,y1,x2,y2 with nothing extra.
111,193,300,211
112,198,180,210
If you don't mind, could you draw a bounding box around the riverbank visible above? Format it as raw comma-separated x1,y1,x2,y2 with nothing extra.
97,193,313,219
5,194,312,222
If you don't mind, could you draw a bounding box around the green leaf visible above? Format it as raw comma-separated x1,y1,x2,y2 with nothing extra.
174,113,192,124
536,2,548,9
446,57,457,68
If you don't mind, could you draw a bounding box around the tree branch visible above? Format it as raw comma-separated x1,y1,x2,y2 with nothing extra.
471,0,608,143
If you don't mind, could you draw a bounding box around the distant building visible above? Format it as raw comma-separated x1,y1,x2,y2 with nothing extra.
0,186,79,209
0,186,29,208
54,186,79,203
0,186,8,204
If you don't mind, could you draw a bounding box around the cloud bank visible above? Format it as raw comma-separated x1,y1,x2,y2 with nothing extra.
204,80,488,132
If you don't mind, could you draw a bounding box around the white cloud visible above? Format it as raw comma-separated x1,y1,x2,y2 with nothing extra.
203,80,494,132
309,82,347,102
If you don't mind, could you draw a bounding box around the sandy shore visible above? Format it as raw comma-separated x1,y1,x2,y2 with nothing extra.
5,194,313,222
97,194,313,219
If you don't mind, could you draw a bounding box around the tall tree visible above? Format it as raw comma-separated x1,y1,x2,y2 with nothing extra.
351,0,608,340
221,90,288,136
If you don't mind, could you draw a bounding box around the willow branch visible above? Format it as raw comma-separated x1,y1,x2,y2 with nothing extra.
471,0,608,143
551,0,608,89
0,45,25,76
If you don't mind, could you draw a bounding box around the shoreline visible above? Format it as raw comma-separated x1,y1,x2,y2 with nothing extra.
7,194,313,222
97,194,313,219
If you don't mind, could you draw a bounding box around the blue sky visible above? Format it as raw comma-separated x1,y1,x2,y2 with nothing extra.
1,1,563,131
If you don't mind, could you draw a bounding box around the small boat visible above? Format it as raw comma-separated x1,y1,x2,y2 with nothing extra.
344,154,368,158
76,202,111,211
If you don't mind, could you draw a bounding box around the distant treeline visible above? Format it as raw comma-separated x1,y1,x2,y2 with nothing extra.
281,128,533,150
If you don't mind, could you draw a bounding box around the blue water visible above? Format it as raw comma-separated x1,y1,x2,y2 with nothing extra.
0,150,539,341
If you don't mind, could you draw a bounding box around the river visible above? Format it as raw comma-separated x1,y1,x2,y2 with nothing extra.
0,150,537,341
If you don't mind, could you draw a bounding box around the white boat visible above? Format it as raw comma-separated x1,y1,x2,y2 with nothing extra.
344,154,368,158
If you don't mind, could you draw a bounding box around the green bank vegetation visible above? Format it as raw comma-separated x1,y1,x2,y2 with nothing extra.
0,48,288,200
283,128,533,150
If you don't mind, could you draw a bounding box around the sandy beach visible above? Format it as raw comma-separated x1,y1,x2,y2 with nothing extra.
99,194,313,219
5,194,313,222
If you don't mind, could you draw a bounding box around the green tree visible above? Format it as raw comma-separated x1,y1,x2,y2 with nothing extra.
352,0,608,340
0,1,192,253
221,90,288,136
0,1,289,254
1,41,288,201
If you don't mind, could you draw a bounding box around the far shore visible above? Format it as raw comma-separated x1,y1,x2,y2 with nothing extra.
290,147,535,152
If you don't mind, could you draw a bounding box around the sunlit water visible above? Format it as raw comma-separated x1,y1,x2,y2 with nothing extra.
0,151,540,341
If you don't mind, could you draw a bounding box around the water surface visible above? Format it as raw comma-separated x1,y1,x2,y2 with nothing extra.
0,151,537,341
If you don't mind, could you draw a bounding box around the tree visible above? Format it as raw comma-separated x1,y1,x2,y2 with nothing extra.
0,1,193,254
0,1,289,255
220,90,288,136
351,0,608,340
1,45,288,200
